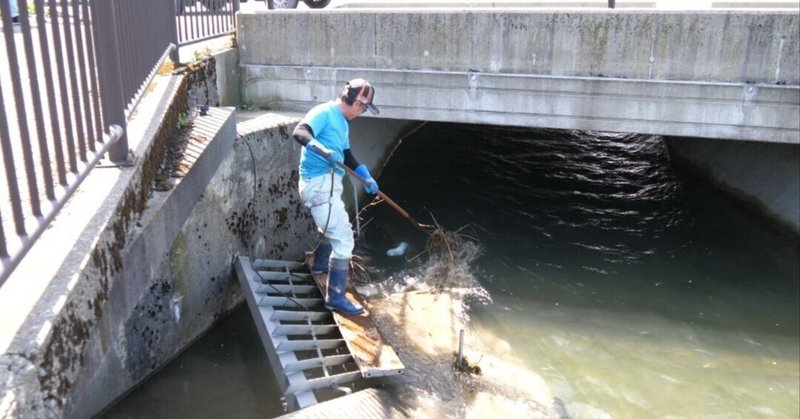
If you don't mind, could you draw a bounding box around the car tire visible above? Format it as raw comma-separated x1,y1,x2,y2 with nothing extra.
302,0,330,8
267,0,299,9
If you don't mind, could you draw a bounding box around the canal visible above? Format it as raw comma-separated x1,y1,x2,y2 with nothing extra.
103,123,799,418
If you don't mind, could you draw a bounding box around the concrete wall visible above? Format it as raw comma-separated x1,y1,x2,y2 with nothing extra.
237,9,798,232
0,51,317,418
215,46,242,107
240,10,799,83
666,138,800,234
63,111,317,419
238,10,799,143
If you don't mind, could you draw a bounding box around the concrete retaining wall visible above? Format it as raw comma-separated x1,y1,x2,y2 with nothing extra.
666,138,800,235
0,50,316,418
239,10,799,84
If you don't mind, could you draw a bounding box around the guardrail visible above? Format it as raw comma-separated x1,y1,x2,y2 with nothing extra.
0,0,239,287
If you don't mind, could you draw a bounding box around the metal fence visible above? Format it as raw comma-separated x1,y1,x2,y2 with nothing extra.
177,0,239,47
0,0,239,287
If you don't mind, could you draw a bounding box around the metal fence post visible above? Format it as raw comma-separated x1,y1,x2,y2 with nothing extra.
169,0,180,64
93,0,129,163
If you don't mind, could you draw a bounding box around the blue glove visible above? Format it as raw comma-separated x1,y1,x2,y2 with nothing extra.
306,139,337,166
354,164,379,195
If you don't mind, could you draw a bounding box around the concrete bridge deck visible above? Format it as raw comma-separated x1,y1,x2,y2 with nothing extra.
238,8,798,144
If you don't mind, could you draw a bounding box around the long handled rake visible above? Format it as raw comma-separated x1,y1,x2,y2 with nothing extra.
337,162,433,234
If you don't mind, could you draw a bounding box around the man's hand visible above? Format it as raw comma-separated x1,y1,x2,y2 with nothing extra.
354,164,379,195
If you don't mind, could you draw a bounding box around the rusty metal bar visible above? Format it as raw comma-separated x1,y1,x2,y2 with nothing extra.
0,83,24,248
3,0,41,221
72,0,97,153
19,1,55,201
37,0,68,187
82,0,105,149
94,0,128,162
48,0,79,174
61,0,88,163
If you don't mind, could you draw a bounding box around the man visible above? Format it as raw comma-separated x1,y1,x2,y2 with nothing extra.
292,78,380,315
8,0,19,24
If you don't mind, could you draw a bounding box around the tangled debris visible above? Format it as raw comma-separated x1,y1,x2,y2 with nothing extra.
420,224,481,292
454,352,482,376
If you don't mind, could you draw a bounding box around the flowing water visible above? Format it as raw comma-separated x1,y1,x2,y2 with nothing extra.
362,123,799,418
104,123,799,418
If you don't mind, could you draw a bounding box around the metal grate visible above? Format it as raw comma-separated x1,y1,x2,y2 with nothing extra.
235,257,363,412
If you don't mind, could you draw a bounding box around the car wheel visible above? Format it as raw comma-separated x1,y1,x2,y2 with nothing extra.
302,0,330,8
268,0,299,9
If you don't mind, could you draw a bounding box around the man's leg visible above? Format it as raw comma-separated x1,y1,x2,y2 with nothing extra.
9,0,19,22
300,174,362,315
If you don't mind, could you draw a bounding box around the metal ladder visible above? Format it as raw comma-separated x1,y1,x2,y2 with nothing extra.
234,256,361,411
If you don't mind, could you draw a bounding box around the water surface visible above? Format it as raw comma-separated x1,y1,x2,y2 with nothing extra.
362,123,799,418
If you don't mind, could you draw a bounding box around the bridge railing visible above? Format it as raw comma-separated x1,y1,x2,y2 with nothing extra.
0,0,239,287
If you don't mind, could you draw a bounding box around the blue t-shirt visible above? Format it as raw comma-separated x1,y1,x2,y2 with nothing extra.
299,101,349,179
